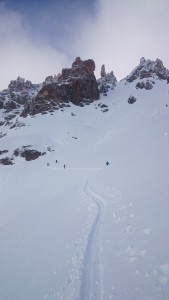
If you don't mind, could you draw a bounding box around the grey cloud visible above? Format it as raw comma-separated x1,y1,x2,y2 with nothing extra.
0,0,169,90
74,0,169,79
0,3,71,90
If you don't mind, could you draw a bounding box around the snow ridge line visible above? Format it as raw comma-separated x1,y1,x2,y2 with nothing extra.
79,179,104,300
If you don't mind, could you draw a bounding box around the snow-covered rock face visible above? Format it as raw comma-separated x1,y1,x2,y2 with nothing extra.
7,77,41,105
8,76,33,92
125,57,169,83
0,76,42,129
42,75,59,87
0,77,41,112
98,64,117,96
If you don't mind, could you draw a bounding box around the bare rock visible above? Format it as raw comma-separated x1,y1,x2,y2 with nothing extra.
23,83,70,116
4,100,19,111
100,65,106,78
72,56,83,68
0,99,3,109
58,57,96,81
83,59,95,73
0,150,8,155
128,96,137,104
136,80,153,90
43,75,58,87
14,147,46,161
22,57,99,116
0,157,14,165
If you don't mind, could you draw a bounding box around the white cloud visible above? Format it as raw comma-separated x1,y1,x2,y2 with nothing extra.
74,0,169,79
0,0,169,90
0,3,71,90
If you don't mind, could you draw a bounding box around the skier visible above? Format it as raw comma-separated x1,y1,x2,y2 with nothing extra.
64,164,66,169
106,161,109,166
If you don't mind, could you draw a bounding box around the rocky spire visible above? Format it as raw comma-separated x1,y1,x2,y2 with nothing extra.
98,64,117,95
0,76,41,112
100,64,106,78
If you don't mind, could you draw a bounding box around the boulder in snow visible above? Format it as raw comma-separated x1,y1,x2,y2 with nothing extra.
128,96,137,104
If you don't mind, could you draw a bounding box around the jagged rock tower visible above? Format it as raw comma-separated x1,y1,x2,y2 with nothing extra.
21,57,100,116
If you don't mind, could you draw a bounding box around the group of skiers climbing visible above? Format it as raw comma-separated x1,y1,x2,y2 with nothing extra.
47,160,66,168
56,160,66,168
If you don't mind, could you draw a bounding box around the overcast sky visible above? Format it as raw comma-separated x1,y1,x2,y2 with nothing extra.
0,0,169,89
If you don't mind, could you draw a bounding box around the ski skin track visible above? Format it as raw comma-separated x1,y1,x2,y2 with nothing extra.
79,178,105,300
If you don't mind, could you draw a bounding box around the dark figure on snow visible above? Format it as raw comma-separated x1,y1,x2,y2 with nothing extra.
106,161,109,166
64,164,66,169
56,160,58,163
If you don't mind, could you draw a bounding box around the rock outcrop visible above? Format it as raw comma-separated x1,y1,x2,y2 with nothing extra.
0,77,41,112
21,57,99,116
128,96,137,104
135,80,154,90
0,157,14,165
0,99,4,109
0,77,42,129
13,147,46,161
0,150,8,155
42,75,59,87
98,65,117,95
8,77,33,92
125,57,169,83
100,64,106,78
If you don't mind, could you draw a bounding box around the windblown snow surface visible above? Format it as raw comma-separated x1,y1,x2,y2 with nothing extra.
0,79,169,300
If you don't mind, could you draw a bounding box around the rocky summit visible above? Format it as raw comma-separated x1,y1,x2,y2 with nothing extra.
21,57,99,116
0,77,41,111
125,57,169,83
0,56,169,123
0,77,41,125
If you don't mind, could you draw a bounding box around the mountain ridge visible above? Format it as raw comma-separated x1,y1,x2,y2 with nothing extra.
0,56,169,166
0,57,169,117
0,55,169,300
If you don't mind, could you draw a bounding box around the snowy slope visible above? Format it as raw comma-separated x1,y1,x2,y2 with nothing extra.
0,78,169,300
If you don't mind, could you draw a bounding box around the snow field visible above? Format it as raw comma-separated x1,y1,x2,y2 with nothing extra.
0,79,169,299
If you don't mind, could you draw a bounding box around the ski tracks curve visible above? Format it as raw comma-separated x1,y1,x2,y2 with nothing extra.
79,178,105,300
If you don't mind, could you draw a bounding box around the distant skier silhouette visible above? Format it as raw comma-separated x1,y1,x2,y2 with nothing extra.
64,164,66,169
106,161,109,166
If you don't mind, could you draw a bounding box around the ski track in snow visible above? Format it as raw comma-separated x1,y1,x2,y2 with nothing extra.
79,179,105,300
